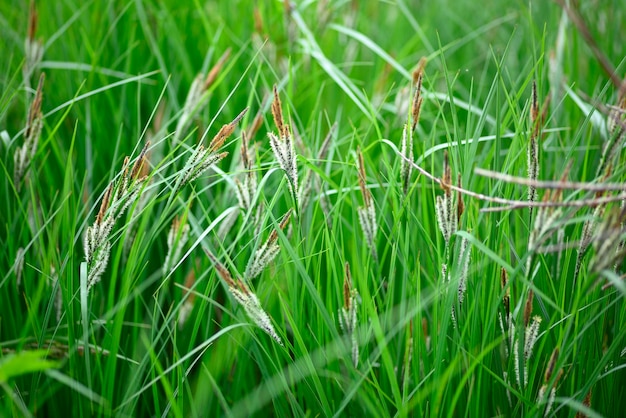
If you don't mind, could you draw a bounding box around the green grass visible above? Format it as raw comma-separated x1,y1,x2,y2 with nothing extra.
1,0,625,416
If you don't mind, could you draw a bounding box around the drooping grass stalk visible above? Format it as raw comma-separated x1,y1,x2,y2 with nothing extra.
204,249,283,345
246,209,292,280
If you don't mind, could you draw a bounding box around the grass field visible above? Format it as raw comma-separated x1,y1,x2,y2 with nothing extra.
1,0,625,416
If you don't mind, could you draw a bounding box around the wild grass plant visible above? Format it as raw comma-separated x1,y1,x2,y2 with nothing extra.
1,0,625,416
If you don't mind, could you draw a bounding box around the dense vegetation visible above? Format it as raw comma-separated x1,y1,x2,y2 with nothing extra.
1,0,625,416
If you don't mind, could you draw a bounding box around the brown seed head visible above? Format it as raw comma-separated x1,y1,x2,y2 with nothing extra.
253,7,264,34
28,0,38,41
96,183,114,225
271,85,288,138
412,57,427,85
456,173,464,222
209,108,248,152
24,73,45,146
235,278,251,296
204,249,237,289
411,57,427,131
203,48,231,91
343,262,352,309
130,141,151,181
268,209,293,245
544,347,559,382
524,289,534,327
441,150,451,194
531,80,539,130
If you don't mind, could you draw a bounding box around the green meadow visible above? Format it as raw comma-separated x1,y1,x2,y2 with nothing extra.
1,0,625,416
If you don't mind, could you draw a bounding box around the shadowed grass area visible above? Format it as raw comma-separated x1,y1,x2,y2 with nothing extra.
1,0,625,416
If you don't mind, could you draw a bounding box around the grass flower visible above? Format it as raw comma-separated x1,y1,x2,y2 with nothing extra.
14,73,44,191
356,146,377,260
84,142,150,291
338,262,359,367
400,57,426,195
23,0,43,87
435,151,457,245
205,249,283,345
513,290,542,388
176,108,247,192
269,85,298,204
246,209,292,280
